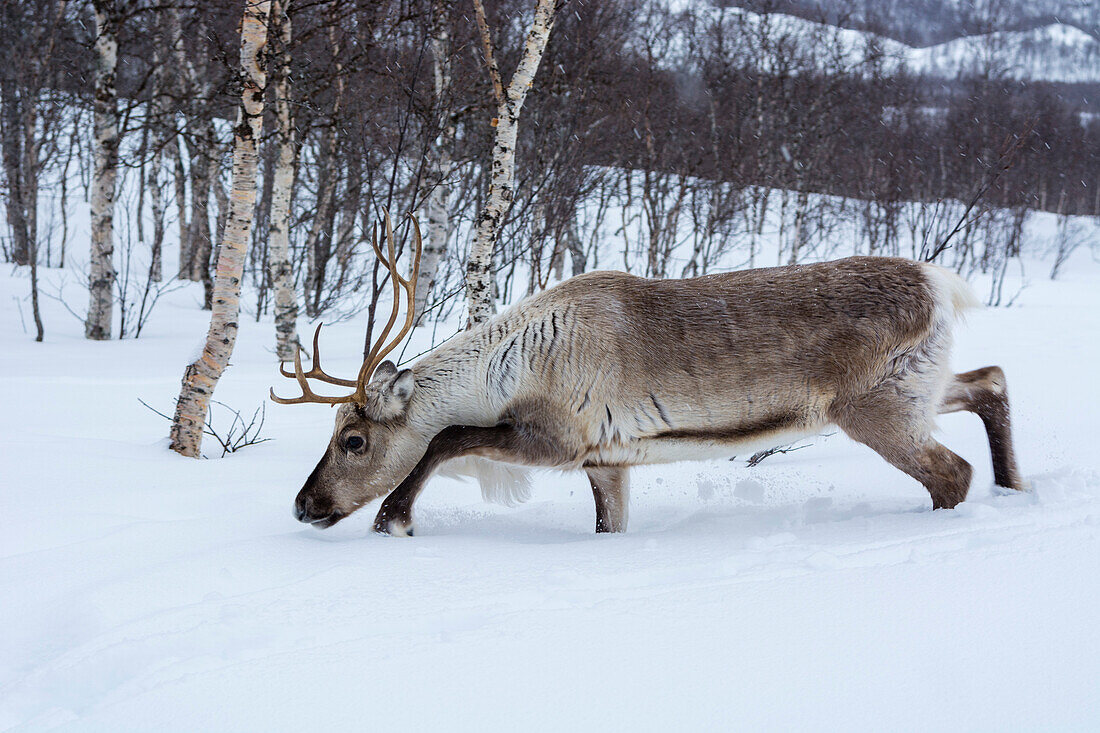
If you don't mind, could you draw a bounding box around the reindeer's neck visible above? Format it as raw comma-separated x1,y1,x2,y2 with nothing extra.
407,326,500,434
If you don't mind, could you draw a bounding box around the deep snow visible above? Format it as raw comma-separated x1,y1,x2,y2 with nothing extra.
2,235,1100,730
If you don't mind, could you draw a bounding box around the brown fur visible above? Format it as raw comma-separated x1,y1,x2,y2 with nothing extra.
586,466,630,533
939,366,1024,491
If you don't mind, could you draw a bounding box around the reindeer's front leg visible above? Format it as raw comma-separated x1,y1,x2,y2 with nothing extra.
373,423,545,536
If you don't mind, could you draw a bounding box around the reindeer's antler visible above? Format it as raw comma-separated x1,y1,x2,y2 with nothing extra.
270,210,423,406
361,209,422,385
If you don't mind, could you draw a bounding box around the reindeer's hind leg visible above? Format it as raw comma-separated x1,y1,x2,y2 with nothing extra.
834,389,973,510
939,367,1024,492
585,466,629,533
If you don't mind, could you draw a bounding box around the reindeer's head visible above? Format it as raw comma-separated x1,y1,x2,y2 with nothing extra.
294,361,429,527
271,212,423,529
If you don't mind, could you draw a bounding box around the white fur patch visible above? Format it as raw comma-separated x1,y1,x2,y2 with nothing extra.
386,520,413,537
437,456,533,507
921,262,980,319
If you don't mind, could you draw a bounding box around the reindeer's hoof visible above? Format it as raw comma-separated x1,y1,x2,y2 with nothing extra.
373,517,415,537
992,480,1032,496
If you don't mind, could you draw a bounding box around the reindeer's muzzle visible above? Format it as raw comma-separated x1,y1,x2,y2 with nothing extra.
293,453,348,528
294,489,345,529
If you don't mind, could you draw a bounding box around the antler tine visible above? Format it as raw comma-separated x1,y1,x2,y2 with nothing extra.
270,209,422,408
270,334,362,405
276,323,358,387
361,209,404,375
359,210,424,386
369,210,415,288
372,214,422,357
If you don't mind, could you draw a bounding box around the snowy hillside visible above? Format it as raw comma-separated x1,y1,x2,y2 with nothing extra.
715,0,1100,48
683,6,1100,83
906,23,1100,83
2,213,1099,729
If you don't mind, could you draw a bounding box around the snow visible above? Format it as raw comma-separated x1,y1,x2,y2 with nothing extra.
906,23,1100,83
3,217,1100,729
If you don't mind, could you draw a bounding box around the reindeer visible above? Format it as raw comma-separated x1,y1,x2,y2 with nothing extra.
273,212,1024,536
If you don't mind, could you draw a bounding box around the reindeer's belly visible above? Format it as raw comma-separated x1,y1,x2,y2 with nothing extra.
565,383,832,468
584,424,821,466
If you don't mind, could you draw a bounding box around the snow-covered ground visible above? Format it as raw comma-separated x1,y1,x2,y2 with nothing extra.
3,225,1100,730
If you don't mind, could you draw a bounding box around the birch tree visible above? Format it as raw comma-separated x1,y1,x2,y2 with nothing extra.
465,0,556,326
303,20,346,318
413,0,456,325
84,0,119,340
170,0,271,458
146,15,176,285
1,82,29,267
164,9,190,276
267,0,299,361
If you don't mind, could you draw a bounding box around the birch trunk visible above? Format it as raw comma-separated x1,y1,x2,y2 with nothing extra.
413,0,455,326
211,168,230,297
465,0,556,327
22,97,39,279
169,135,189,274
84,0,119,340
303,24,344,318
267,0,299,361
148,154,165,283
187,117,217,298
185,155,212,282
147,28,170,284
333,150,360,276
25,100,42,341
167,8,197,281
1,84,29,266
170,0,270,458
788,188,810,265
304,127,339,317
565,220,585,276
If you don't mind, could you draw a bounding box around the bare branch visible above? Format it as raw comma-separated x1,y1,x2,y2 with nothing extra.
471,0,505,109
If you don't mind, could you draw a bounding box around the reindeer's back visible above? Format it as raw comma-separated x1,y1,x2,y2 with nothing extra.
495,257,942,444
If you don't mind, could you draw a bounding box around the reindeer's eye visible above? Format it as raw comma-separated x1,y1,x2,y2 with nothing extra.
344,435,365,452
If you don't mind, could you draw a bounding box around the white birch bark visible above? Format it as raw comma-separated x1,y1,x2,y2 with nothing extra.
169,134,189,273
413,0,455,325
165,9,190,274
148,156,165,282
170,0,271,458
267,0,299,362
171,10,217,289
303,23,344,318
84,0,119,340
187,116,217,300
212,164,229,265
147,26,171,284
1,84,30,266
465,0,556,327
25,99,43,341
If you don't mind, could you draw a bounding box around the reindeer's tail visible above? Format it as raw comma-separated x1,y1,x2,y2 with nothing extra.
921,262,980,320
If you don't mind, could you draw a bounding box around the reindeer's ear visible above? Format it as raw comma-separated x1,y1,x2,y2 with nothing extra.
390,369,415,404
365,364,415,421
372,360,399,383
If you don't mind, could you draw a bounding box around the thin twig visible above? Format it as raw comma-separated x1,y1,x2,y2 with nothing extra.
922,120,1035,263
140,398,272,457
745,442,811,467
